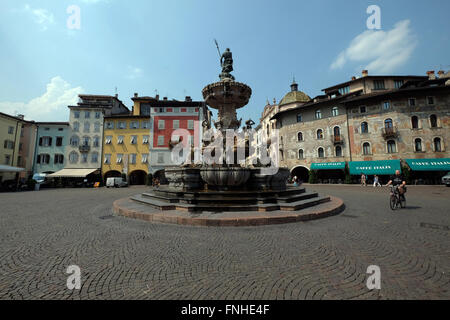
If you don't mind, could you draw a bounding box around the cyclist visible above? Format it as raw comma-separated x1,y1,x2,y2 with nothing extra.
386,170,406,200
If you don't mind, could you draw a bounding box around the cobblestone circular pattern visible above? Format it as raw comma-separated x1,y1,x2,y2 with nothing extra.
0,185,449,300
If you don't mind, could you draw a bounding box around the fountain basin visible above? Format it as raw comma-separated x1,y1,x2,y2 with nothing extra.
200,167,251,189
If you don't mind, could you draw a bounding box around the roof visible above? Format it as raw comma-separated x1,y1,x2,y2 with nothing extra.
104,114,148,119
322,75,428,92
36,122,70,126
0,112,27,122
279,90,311,106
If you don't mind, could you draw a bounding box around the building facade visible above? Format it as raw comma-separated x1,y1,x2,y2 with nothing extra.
270,70,450,183
0,112,25,182
18,121,38,180
33,122,69,175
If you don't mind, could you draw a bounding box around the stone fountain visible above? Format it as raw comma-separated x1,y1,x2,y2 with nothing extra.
129,47,336,215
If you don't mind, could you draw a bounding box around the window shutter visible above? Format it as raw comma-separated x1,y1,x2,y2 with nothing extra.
39,137,43,146
49,137,52,146
37,155,41,164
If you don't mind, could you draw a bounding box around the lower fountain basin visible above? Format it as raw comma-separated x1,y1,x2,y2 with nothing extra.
200,167,251,188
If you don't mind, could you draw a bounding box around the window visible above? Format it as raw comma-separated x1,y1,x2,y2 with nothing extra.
8,126,14,134
315,110,322,119
143,135,149,144
58,128,63,131
130,136,137,144
54,154,64,164
158,120,165,129
173,120,180,129
85,111,90,118
427,97,435,105
116,154,123,164
394,80,404,89
141,103,151,116
297,132,303,142
117,136,124,144
387,140,396,153
95,112,101,119
81,153,88,163
82,136,90,146
363,142,371,155
384,118,393,128
19,143,23,151
408,98,416,107
159,107,165,113
4,155,11,165
296,114,302,122
118,121,126,129
338,86,350,95
73,122,79,132
105,122,114,129
130,154,137,164
333,126,340,137
141,154,148,163
174,107,179,113
298,149,304,159
415,138,423,152
316,129,323,140
69,152,79,163
361,122,369,134
74,111,80,119
188,120,194,130
104,154,111,164
56,137,63,147
70,136,79,147
157,153,164,164
158,135,164,146
130,121,139,129
142,121,150,129
91,152,98,163
430,115,438,128
39,154,50,164
373,80,385,90
105,136,112,144
39,136,52,147
93,136,100,147
434,137,442,152
94,122,100,132
332,107,339,117
83,122,90,133
360,106,367,113
318,147,324,158
335,146,342,157
44,127,50,131
411,116,419,129
383,101,390,110
4,140,14,149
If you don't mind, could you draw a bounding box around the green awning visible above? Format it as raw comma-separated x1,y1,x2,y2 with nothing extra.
348,160,401,175
310,162,346,170
405,158,450,171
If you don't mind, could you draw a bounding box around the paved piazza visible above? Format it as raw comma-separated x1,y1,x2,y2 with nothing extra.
0,185,449,300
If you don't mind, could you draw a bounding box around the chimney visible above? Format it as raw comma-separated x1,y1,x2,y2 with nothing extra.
163,97,168,101
362,70,368,77
155,94,159,101
351,76,356,81
438,70,445,78
17,114,24,120
133,93,138,98
185,96,192,102
426,70,435,80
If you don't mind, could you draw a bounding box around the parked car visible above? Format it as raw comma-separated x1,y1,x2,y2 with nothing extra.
106,177,128,188
442,172,450,187
32,173,52,189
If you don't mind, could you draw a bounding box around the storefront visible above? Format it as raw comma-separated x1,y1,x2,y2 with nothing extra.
310,162,346,184
348,160,401,184
404,158,450,185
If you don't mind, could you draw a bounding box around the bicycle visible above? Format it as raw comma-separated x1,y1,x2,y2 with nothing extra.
389,185,406,210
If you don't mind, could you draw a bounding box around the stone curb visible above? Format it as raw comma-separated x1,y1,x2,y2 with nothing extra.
112,196,345,227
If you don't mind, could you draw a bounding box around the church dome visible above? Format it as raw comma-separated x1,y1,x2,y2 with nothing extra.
279,80,310,106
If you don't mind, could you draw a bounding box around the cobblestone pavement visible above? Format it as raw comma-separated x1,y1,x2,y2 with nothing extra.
0,185,449,300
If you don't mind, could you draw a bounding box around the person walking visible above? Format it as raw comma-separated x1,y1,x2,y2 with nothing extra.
373,175,381,187
293,175,298,187
361,173,366,186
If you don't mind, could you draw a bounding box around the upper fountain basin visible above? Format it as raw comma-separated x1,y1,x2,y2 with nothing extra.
202,79,252,110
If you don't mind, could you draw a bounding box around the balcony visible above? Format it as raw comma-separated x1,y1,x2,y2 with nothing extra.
381,126,399,139
79,145,91,153
331,135,344,145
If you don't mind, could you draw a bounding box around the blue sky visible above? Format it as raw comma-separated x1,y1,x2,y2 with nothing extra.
0,0,449,123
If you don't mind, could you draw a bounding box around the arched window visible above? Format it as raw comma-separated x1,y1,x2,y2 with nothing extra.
315,110,322,119
91,152,99,163
361,122,369,133
434,137,442,152
333,126,340,136
318,147,324,158
363,142,371,155
84,122,90,133
82,136,90,146
70,135,79,147
387,140,396,153
298,149,304,159
430,114,438,128
69,151,79,163
384,118,393,128
297,132,303,141
335,146,342,157
317,129,324,139
415,138,422,152
411,116,419,129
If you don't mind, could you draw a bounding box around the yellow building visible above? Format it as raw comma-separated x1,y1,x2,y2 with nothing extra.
0,112,25,182
102,114,150,185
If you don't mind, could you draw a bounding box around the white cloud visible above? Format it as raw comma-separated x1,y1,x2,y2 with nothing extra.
24,4,55,31
125,66,143,80
330,20,417,73
0,77,83,122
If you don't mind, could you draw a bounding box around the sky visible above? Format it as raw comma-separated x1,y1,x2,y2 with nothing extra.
0,0,449,123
